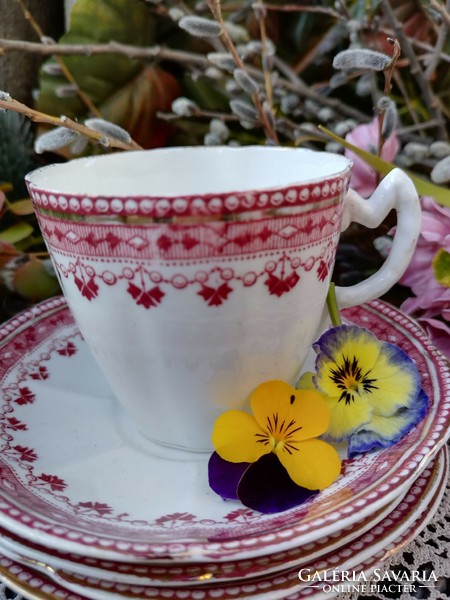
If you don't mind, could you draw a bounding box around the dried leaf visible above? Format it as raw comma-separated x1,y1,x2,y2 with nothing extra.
100,67,180,148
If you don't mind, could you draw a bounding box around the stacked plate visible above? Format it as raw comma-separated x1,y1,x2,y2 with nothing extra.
0,296,448,600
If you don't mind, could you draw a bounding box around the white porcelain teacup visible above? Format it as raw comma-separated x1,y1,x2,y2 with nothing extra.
26,146,420,452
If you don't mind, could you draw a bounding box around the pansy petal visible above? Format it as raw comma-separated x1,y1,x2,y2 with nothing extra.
296,371,316,391
212,410,268,463
237,453,319,513
348,389,430,457
314,327,382,400
322,393,372,441
277,438,342,490
314,325,381,370
251,381,331,441
366,343,422,416
250,380,298,429
208,452,250,500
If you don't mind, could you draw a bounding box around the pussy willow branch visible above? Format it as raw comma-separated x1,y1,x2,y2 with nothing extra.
379,0,448,140
256,3,275,109
14,0,102,118
271,56,369,122
0,37,209,66
0,37,366,121
206,0,279,144
0,96,142,151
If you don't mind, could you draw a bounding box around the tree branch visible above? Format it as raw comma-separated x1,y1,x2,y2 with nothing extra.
0,95,142,151
379,0,448,140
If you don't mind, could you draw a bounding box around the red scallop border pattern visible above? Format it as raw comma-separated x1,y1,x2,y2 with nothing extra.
28,172,351,219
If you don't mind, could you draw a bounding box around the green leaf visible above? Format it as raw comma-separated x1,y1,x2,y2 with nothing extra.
0,112,37,200
319,126,450,207
37,0,155,119
13,258,60,301
432,249,450,287
0,222,34,244
7,199,34,216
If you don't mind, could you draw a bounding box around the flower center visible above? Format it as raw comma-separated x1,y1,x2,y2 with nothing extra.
330,355,378,404
255,405,303,455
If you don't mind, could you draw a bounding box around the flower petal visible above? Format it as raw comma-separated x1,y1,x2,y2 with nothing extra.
277,438,342,490
348,389,430,457
250,380,298,429
208,452,250,500
314,325,380,372
322,393,373,441
237,453,319,513
212,410,268,463
251,380,331,441
364,342,422,416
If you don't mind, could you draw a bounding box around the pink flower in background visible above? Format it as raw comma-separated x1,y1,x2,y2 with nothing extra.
345,117,400,198
399,196,450,357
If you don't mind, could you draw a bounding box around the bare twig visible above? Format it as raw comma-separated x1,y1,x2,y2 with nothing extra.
0,38,210,67
429,0,450,27
264,3,344,20
206,0,279,143
0,95,142,151
424,0,450,80
272,56,370,122
255,2,275,109
379,0,448,140
14,0,102,118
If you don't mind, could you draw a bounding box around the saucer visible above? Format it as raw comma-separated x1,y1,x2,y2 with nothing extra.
0,490,407,586
0,297,448,562
0,447,446,600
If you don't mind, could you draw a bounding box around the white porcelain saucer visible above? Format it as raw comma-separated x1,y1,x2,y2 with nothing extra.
0,297,448,564
0,447,446,600
0,490,407,587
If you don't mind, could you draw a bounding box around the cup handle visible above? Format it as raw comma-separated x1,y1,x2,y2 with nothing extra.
335,168,421,309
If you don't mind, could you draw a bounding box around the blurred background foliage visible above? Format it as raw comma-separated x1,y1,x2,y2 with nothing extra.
0,0,449,321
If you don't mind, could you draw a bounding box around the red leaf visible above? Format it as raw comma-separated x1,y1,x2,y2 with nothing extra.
181,234,199,250
15,387,35,405
30,366,49,380
198,282,233,306
6,417,27,431
157,235,172,252
38,473,67,492
155,512,196,525
74,275,99,301
85,232,102,247
127,283,165,309
317,260,329,281
77,501,113,515
105,232,121,249
265,272,300,297
13,445,38,462
57,342,77,357
258,226,273,242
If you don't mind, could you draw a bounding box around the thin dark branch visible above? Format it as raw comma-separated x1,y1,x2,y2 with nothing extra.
0,37,210,67
424,0,450,80
379,0,448,140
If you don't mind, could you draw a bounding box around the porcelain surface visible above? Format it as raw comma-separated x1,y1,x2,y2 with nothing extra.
0,448,446,600
0,493,406,586
0,297,447,564
26,147,420,449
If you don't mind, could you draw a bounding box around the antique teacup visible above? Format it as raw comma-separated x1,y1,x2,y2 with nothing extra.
26,146,420,452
